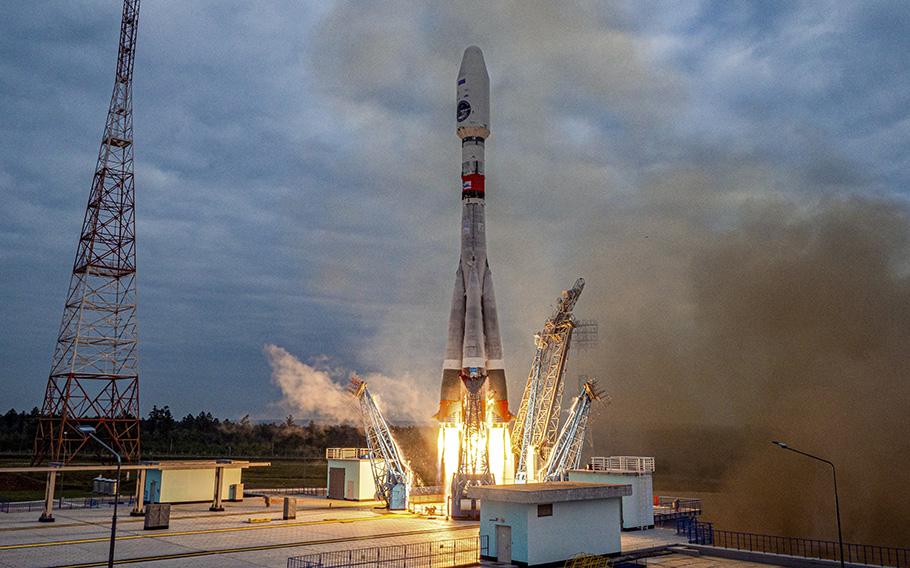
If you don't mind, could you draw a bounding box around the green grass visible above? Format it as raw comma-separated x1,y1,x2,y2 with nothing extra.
0,456,330,502
239,457,327,489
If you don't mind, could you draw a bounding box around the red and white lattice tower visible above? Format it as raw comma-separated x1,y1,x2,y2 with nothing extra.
33,0,142,464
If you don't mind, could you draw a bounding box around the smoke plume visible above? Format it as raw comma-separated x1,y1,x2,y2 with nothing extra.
265,344,434,424
572,172,910,546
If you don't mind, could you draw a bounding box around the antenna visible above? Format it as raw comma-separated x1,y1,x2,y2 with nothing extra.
33,0,142,464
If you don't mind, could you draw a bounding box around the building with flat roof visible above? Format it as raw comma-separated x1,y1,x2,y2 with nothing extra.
570,456,655,530
144,460,246,505
325,448,377,501
467,481,632,566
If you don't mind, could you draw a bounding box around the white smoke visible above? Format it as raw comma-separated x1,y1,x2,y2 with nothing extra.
264,344,434,424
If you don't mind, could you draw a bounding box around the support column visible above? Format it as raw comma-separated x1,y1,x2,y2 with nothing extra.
39,470,57,523
210,467,224,512
130,468,146,516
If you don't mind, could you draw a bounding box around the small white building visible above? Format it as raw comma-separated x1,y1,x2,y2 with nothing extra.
143,461,244,504
467,481,631,566
325,448,377,501
569,456,655,530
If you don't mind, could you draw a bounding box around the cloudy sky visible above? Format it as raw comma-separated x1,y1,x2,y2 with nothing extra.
2,1,908,426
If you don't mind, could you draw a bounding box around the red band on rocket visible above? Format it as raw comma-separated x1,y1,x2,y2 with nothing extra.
462,174,485,194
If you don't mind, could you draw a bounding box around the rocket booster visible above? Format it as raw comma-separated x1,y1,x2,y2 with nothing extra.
437,46,510,423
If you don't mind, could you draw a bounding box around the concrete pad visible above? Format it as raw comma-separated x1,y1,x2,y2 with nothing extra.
0,500,479,567
0,500,704,567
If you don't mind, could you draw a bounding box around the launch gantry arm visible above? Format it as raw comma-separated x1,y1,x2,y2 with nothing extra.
512,278,585,482
349,376,414,509
542,380,607,482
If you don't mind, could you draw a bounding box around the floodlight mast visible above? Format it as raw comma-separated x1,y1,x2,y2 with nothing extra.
80,426,122,568
771,441,845,568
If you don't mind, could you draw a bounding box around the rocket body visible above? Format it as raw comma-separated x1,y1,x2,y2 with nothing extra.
437,46,510,423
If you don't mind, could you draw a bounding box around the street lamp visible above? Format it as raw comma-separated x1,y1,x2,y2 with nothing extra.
78,426,121,568
771,440,845,568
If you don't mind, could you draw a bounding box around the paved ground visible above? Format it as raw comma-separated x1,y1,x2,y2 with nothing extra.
621,530,688,554
0,496,686,567
641,552,785,567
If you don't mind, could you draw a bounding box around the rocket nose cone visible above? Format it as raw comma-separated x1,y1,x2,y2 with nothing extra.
457,46,490,136
459,46,488,79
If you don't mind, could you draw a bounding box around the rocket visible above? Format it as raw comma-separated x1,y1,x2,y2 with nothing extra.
436,46,510,424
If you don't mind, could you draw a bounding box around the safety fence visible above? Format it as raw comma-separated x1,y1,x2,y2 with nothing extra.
0,495,134,513
676,517,713,544
680,519,910,568
326,448,371,460
287,535,487,568
589,456,655,473
653,497,701,525
252,487,327,496
408,485,444,505
710,529,910,568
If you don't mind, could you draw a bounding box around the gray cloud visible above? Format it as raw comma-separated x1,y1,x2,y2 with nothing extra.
1,0,909,543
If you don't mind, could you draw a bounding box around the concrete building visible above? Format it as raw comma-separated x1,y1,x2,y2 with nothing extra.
325,448,377,501
144,461,244,504
467,481,631,566
570,456,655,530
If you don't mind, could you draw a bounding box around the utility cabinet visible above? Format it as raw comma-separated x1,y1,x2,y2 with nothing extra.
144,503,170,530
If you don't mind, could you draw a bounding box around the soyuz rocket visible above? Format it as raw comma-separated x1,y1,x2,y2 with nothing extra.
436,46,510,424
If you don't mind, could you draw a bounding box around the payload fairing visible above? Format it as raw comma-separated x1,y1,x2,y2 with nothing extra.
436,46,510,424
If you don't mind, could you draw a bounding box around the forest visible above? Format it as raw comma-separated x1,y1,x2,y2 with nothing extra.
0,406,366,458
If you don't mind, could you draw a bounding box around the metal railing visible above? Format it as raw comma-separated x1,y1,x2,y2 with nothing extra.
677,517,714,544
655,496,700,509
287,535,487,568
588,456,655,473
409,485,443,496
326,448,371,460
0,495,134,513
251,487,327,496
0,499,62,513
408,485,444,506
682,522,910,568
710,529,910,568
653,497,701,525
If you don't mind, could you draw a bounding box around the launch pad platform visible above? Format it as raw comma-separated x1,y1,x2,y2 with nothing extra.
0,494,690,567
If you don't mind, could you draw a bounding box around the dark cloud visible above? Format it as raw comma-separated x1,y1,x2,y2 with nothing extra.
1,0,908,543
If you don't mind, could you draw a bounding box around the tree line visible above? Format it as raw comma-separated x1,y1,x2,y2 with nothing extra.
0,406,365,458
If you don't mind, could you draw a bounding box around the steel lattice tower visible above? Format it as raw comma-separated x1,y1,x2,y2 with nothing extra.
33,0,142,465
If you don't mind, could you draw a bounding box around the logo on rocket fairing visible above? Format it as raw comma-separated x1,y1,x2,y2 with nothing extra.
457,100,471,122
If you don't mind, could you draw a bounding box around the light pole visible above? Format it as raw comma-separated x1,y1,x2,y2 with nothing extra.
771,441,845,568
79,426,121,568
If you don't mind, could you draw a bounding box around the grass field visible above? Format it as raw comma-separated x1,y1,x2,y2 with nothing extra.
0,455,330,502
240,457,327,489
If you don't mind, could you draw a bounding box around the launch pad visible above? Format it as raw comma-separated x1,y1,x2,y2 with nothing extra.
0,494,692,567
